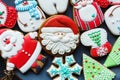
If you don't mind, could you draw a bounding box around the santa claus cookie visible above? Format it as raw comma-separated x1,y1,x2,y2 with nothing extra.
0,29,43,73
15,0,46,32
37,0,69,15
81,28,112,57
105,5,120,35
71,0,104,31
38,15,80,57
0,0,17,28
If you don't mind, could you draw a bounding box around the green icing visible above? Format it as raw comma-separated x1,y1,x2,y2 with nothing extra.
104,36,120,67
0,11,4,15
88,30,101,46
83,54,116,80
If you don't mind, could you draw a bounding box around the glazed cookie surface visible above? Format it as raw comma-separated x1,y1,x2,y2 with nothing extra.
37,0,69,15
71,0,104,31
83,54,116,80
0,0,17,28
81,28,112,57
105,5,120,35
0,29,42,73
47,55,82,80
38,15,80,57
15,0,46,32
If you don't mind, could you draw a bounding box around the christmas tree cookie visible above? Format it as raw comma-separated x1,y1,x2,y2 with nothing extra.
81,28,112,57
104,36,120,67
83,54,116,80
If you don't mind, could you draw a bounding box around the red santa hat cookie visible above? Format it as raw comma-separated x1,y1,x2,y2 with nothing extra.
71,0,104,31
38,15,80,57
0,0,17,28
81,28,112,57
0,29,42,73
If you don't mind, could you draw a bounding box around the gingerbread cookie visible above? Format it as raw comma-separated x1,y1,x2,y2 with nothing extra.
104,36,120,67
105,5,120,35
47,55,82,80
83,54,116,80
71,0,104,31
81,28,112,57
0,29,42,73
15,0,46,32
0,0,17,28
37,0,69,15
38,15,80,57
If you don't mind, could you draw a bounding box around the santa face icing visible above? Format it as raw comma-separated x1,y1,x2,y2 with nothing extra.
105,5,120,35
81,28,112,57
0,1,17,28
71,0,104,31
15,0,46,32
39,15,80,56
37,0,69,15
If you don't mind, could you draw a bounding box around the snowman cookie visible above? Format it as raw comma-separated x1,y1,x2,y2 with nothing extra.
105,5,120,35
81,28,112,57
15,0,46,32
0,0,17,28
37,0,69,15
0,29,44,73
71,0,104,31
38,15,80,57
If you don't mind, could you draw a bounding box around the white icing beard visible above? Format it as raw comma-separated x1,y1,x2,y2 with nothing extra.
0,2,7,24
75,4,97,22
40,32,79,55
0,30,24,59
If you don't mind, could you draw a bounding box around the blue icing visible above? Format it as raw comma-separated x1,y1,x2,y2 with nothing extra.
66,56,74,65
55,58,62,66
118,26,120,31
15,0,40,20
50,69,58,76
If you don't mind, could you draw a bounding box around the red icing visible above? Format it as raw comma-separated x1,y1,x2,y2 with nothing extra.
32,62,37,68
38,55,43,60
91,42,112,57
43,15,79,34
8,34,38,71
0,1,17,28
94,0,110,8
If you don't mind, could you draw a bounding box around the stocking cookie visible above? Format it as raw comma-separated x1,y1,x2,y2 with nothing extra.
37,0,69,15
47,55,82,80
0,0,17,28
83,54,116,80
0,29,42,73
104,36,120,67
81,28,112,57
71,0,104,31
38,15,80,57
105,5,120,35
15,0,46,32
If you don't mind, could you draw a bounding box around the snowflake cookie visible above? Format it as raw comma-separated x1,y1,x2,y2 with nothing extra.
47,55,82,80
104,36,120,67
83,54,116,80
81,28,112,57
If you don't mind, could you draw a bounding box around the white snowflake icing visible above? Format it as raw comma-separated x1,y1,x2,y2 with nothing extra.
97,46,108,56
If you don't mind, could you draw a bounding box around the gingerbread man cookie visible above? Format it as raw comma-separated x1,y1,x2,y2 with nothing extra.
0,29,43,73
15,0,46,32
38,15,80,57
71,0,104,31
105,5,120,35
0,0,17,28
81,28,112,57
37,0,69,15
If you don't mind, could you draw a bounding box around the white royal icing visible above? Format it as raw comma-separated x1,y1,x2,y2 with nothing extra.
37,0,69,15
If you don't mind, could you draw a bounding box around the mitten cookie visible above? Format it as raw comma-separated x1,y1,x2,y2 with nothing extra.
37,0,69,15
105,5,120,35
0,0,17,28
104,36,120,67
38,15,80,57
47,55,82,80
15,0,46,32
81,28,112,57
71,0,104,31
83,54,116,80
0,29,42,73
